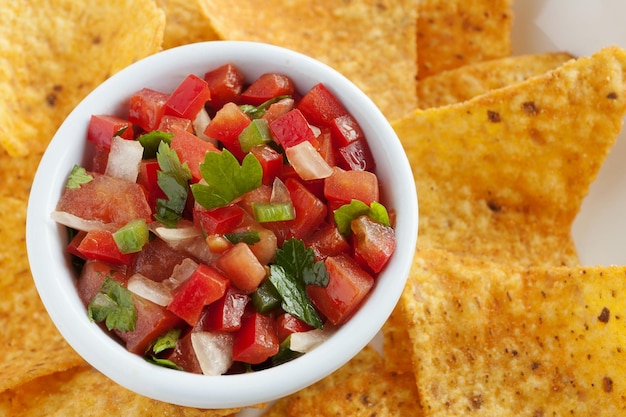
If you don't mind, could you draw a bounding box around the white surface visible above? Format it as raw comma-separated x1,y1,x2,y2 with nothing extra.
25,41,418,409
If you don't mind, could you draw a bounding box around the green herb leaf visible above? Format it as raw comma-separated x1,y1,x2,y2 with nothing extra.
137,130,173,159
88,277,136,332
190,149,262,210
334,199,391,236
66,165,93,189
223,231,261,245
276,238,329,287
239,95,290,119
145,356,183,371
148,328,181,355
269,264,323,329
155,141,192,228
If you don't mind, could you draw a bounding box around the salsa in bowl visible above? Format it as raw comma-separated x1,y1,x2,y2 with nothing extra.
26,41,418,409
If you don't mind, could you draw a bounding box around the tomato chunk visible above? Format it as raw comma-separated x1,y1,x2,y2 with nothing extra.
297,83,348,127
87,114,134,149
130,238,187,283
330,114,364,148
76,229,134,266
77,260,128,306
204,102,250,160
304,222,351,261
204,63,245,110
216,242,266,293
336,138,376,171
167,331,203,374
351,215,396,273
323,167,379,206
307,254,374,325
136,159,166,213
276,312,314,342
285,177,327,240
170,127,220,182
128,88,169,132
232,312,279,364
193,203,245,235
269,109,316,149
200,287,250,332
240,73,294,106
250,144,283,186
165,74,211,120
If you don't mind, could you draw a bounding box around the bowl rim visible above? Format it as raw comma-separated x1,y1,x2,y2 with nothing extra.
26,40,418,409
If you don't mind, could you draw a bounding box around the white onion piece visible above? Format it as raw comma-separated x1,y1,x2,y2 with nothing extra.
51,211,115,232
290,325,336,353
168,258,198,285
191,332,234,376
127,273,173,306
153,222,202,241
104,136,143,182
270,177,291,203
193,108,218,146
285,140,333,180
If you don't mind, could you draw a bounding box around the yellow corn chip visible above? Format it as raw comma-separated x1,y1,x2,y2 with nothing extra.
418,52,574,108
403,247,626,415
198,0,418,121
417,0,513,79
157,0,220,49
0,0,165,157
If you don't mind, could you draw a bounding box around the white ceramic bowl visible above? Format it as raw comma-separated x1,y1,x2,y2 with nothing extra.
26,41,418,409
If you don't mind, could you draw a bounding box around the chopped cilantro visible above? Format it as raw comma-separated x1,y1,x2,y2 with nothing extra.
137,130,174,159
88,277,136,332
334,199,391,236
190,149,262,210
155,141,192,228
268,238,329,329
239,95,290,119
223,231,261,245
145,356,183,371
148,328,181,355
66,165,93,189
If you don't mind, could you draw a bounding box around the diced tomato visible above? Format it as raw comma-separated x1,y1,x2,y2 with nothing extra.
170,127,220,182
240,73,295,106
200,287,250,332
284,178,327,240
351,215,396,273
158,115,193,133
323,167,379,206
232,312,279,364
297,83,348,128
307,253,374,325
194,203,245,235
316,128,337,167
238,185,272,218
128,88,169,132
269,109,317,149
250,144,283,186
204,63,245,110
56,174,152,226
77,260,128,306
329,114,364,148
216,242,267,293
165,74,211,121
261,97,295,124
276,313,314,342
336,138,376,171
231,214,278,265
117,294,184,354
87,114,134,149
91,144,110,174
130,238,188,283
204,102,250,160
167,331,203,374
136,159,166,213
76,229,134,266
167,264,230,326
304,222,351,261
67,230,88,260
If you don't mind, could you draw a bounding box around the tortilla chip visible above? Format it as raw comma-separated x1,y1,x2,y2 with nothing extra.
0,1,165,157
157,0,220,49
198,0,418,121
417,52,574,108
5,365,240,416
0,195,83,392
394,46,626,267
0,147,43,201
403,247,626,415
417,0,513,79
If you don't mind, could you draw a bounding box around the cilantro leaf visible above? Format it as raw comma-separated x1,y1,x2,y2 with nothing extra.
148,328,181,355
155,141,192,228
66,165,93,189
88,277,136,332
145,356,183,370
190,149,262,210
137,130,173,159
334,199,392,236
239,95,290,119
269,264,324,329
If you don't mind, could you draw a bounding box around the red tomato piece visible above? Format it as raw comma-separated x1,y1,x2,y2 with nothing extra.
77,260,128,306
307,253,374,325
269,109,316,149
240,73,295,106
87,114,134,149
323,168,379,206
56,174,152,226
284,178,327,240
232,312,279,364
117,294,184,354
329,114,364,148
276,312,314,342
297,83,348,128
76,229,134,266
204,63,245,110
316,128,337,167
261,97,295,124
249,144,283,186
167,264,230,326
200,287,250,332
136,159,166,213
167,331,203,374
66,230,88,260
204,102,250,160
128,88,169,132
90,144,109,174
231,213,278,265
336,138,376,171
304,222,351,261
170,127,220,182
351,215,396,273
158,115,193,133
193,203,245,235
130,237,187,283
165,74,211,121
215,242,267,293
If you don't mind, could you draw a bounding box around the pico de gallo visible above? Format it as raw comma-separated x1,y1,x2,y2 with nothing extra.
53,63,396,375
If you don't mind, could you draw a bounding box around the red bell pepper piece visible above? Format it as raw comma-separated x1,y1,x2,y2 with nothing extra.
165,74,211,121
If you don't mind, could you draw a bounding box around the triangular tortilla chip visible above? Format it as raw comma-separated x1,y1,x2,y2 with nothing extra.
157,0,220,49
403,247,626,415
198,0,418,121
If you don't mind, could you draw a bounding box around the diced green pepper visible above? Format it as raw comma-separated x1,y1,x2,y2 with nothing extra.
113,219,149,254
238,118,272,153
252,201,295,223
251,279,282,313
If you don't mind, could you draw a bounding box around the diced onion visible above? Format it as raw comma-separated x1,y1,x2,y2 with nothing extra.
270,177,291,203
168,258,198,285
51,211,115,232
191,332,234,376
193,108,218,146
127,273,173,306
152,222,201,241
290,325,337,353
285,140,333,180
104,136,143,182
